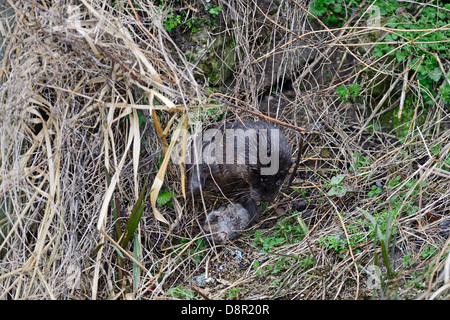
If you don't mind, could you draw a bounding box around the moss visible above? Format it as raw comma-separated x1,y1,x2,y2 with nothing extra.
185,27,236,87
378,92,426,137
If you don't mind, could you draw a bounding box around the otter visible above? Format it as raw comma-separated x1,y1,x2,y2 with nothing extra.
202,197,259,244
188,121,292,202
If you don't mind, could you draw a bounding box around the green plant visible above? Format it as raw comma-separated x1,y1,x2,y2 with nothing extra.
156,189,175,208
336,84,361,102
319,219,368,255
226,287,247,299
326,174,350,197
168,286,195,299
318,234,348,253
421,246,437,259
119,173,152,248
171,237,206,265
361,208,398,296
252,212,306,252
319,173,426,257
205,106,227,121
300,255,316,269
350,153,370,173
206,4,222,18
431,142,450,173
402,254,414,268
254,255,299,278
159,2,223,33
309,0,349,27
253,230,286,252
312,0,450,139
372,3,450,105
185,16,207,33
163,12,181,32
368,185,382,197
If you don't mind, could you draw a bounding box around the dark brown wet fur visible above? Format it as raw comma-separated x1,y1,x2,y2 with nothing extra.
188,121,292,202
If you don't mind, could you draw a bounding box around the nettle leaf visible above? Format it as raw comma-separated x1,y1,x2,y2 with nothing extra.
157,191,173,206
439,82,450,102
386,17,398,28
419,65,429,76
428,67,442,82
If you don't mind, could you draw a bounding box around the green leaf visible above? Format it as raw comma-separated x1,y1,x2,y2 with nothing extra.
120,174,151,248
386,17,398,28
157,191,173,206
336,85,349,101
428,67,442,82
348,84,360,99
396,50,407,62
310,2,327,16
325,16,338,25
359,208,384,242
109,243,124,259
330,174,345,185
439,82,450,102
168,286,195,299
409,57,421,71
333,3,342,13
327,185,349,197
373,45,384,58
132,233,141,293
296,216,309,235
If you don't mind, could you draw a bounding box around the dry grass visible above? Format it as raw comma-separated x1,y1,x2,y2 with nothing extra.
0,0,449,300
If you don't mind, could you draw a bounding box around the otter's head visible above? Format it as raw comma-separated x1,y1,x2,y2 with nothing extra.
249,162,291,202
247,122,292,202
